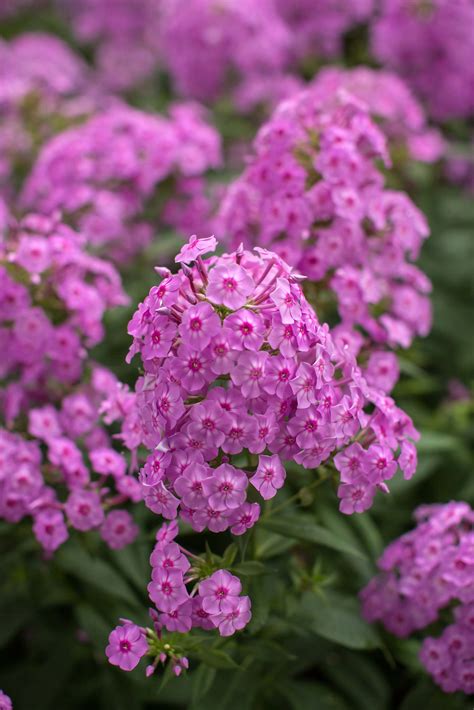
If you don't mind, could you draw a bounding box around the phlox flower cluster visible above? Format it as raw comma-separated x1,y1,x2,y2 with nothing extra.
361,501,474,694
158,0,292,106
310,67,444,164
275,0,374,63
0,211,139,553
106,520,251,677
21,103,222,262
370,0,474,121
123,235,419,518
63,0,163,91
217,84,432,350
0,32,105,198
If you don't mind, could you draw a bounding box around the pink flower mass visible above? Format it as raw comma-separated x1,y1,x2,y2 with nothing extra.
361,502,474,694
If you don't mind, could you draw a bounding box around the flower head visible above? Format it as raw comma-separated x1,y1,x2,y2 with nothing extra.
106,623,148,671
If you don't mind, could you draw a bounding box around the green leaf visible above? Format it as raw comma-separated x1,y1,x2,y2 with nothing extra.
76,604,112,649
232,561,267,576
198,648,239,670
298,592,382,650
416,432,459,453
108,543,149,592
191,664,216,703
55,542,137,605
260,516,367,560
222,543,238,568
0,604,31,648
280,680,349,710
324,651,390,710
399,679,469,710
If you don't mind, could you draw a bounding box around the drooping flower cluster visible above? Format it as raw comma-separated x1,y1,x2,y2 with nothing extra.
124,235,419,518
158,0,292,106
63,0,163,91
106,520,251,677
217,84,432,349
0,32,105,198
21,103,222,262
275,0,374,63
311,67,444,164
0,211,140,553
370,0,474,121
361,501,474,694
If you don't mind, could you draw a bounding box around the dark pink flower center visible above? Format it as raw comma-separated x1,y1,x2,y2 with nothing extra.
223,278,237,292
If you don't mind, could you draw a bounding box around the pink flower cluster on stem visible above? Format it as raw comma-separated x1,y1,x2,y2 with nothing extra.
21,103,222,263
106,520,251,677
0,210,139,553
149,521,251,637
361,501,474,694
121,235,419,519
217,82,432,350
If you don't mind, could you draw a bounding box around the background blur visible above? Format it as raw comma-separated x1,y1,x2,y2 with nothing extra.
0,2,473,708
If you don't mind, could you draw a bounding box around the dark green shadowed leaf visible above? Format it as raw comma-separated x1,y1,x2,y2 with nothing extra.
260,515,368,560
